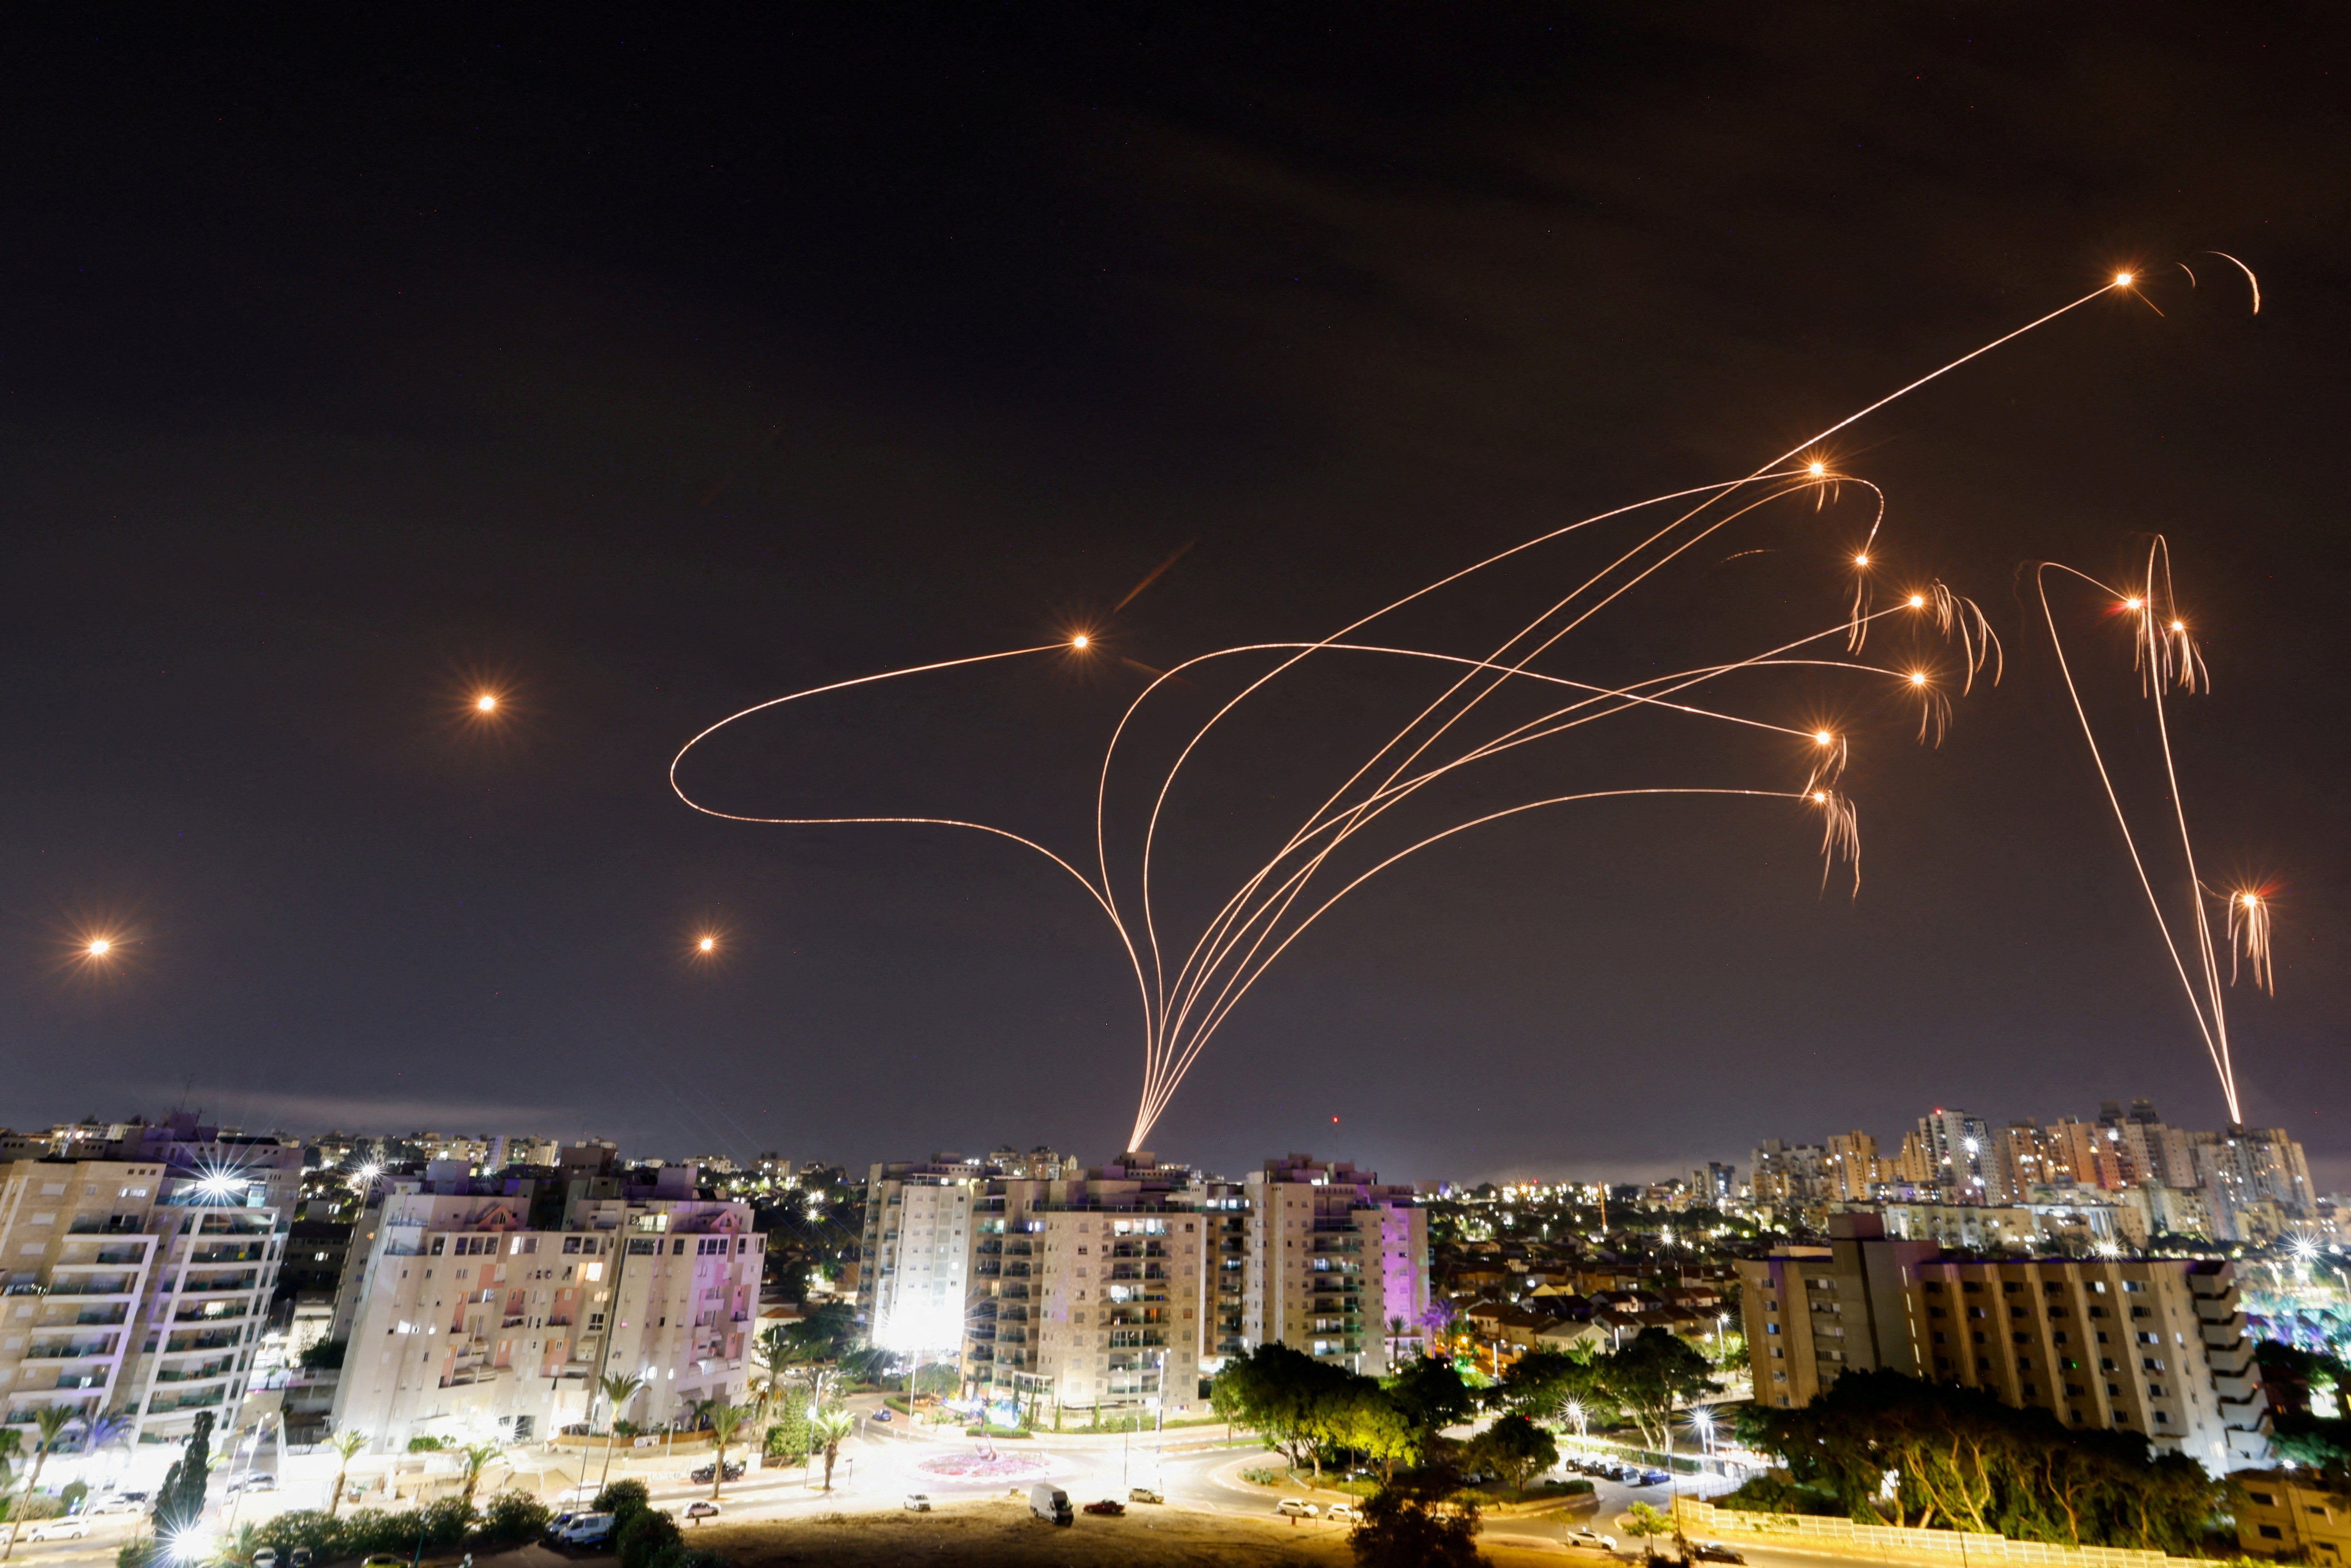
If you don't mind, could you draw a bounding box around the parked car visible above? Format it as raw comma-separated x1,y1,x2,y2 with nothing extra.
1028,1483,1072,1526
1082,1499,1126,1517
1566,1527,1618,1551
363,1556,410,1568
687,1461,745,1484
226,1473,278,1493
1275,1498,1319,1518
1324,1503,1361,1525
86,1497,144,1517
683,1502,721,1522
871,1408,894,1423
289,1550,313,1568
251,1549,278,1568
903,1493,933,1513
555,1484,602,1508
1639,1469,1673,1487
1128,1488,1163,1505
1691,1544,1745,1564
25,1520,88,1542
547,1512,615,1549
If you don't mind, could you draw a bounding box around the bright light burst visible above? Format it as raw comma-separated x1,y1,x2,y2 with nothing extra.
670,276,2213,1150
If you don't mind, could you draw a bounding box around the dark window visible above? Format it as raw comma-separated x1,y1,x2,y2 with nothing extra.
1930,1308,1949,1319
1933,1332,1947,1344
1977,1358,1992,1371
2003,1282,2023,1294
1972,1332,1987,1345
1962,1283,1983,1294
2065,1383,2085,1397
2250,1494,2277,1507
2013,1333,2030,1345
2259,1527,2283,1541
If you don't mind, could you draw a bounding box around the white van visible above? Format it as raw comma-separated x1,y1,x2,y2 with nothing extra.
1028,1483,1072,1526
550,1512,616,1548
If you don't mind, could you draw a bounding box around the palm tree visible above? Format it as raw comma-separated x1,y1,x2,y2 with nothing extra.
455,1442,502,1509
595,1373,647,1492
325,1427,368,1519
210,1522,267,1568
696,1403,749,1501
809,1407,855,1493
749,1328,790,1423
2,1407,82,1561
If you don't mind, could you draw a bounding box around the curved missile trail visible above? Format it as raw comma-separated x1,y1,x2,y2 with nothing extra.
2034,540,2271,1125
672,273,2190,1151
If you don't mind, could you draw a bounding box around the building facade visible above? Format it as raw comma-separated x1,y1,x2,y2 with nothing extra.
331,1164,759,1450
0,1121,300,1453
1739,1214,2267,1472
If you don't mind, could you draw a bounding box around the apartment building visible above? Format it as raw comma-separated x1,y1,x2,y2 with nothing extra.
857,1159,985,1355
929,1149,1428,1421
1240,1155,1429,1375
1739,1213,2267,1472
965,1154,1218,1420
331,1164,760,1449
0,1123,299,1456
2233,1470,2351,1560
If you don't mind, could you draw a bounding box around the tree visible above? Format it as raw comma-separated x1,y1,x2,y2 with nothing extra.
1468,1413,1557,1495
1623,1501,1673,1560
697,1403,750,1499
1385,1355,1476,1437
749,1327,791,1422
1,1405,82,1560
596,1372,648,1489
1593,1329,1719,1454
1349,1462,1483,1568
1331,1387,1422,1484
1490,1348,1598,1424
809,1407,855,1492
454,1442,502,1509
210,1523,267,1568
153,1413,215,1540
1213,1342,1362,1482
324,1428,368,1520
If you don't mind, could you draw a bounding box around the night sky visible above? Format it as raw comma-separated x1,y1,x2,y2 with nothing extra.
6,8,2347,1185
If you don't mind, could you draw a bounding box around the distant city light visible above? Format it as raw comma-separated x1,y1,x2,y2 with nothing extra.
87,939,111,957
475,693,498,712
698,936,716,953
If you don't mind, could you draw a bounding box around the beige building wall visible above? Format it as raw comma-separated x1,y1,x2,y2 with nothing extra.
332,1187,760,1450
1743,1221,2266,1473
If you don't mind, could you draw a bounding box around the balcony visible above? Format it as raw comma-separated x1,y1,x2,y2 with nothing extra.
66,1219,147,1236
23,1343,116,1362
32,1311,126,1329
45,1281,137,1298
178,1276,260,1294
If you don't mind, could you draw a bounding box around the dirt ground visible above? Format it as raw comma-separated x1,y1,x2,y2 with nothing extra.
696,1496,1574,1565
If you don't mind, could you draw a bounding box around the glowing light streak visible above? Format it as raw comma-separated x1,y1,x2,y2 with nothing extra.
676,277,2153,1150
2035,542,2260,1122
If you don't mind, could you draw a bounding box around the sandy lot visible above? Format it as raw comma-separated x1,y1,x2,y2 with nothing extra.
697,1496,1575,1565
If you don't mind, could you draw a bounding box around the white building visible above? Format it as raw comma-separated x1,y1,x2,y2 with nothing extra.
330,1164,760,1449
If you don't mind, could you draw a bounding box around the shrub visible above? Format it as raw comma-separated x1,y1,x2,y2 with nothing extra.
115,1538,152,1568
595,1479,652,1520
300,1339,347,1371
1241,1466,1283,1486
476,1491,552,1546
615,1506,682,1568
406,1435,446,1453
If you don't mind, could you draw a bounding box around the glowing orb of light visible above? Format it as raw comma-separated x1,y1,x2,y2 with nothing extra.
2123,597,2143,610
698,936,717,953
1908,593,1925,607
1811,791,1829,804
87,939,112,957
1071,635,1090,650
1807,461,1826,476
1813,730,1833,745
1909,670,1929,686
475,694,498,712
2170,619,2185,632
1853,554,1869,567
2114,272,2134,286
